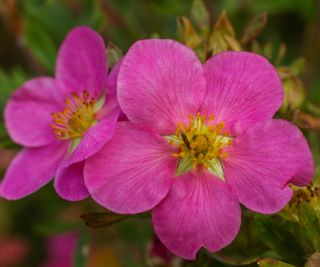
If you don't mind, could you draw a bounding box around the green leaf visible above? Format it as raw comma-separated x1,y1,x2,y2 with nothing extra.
73,227,90,267
256,216,304,265
191,0,209,33
298,202,320,250
258,258,296,267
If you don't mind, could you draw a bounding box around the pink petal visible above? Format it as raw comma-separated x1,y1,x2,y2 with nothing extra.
84,122,177,214
56,26,107,99
5,78,64,147
201,52,283,135
61,107,119,167
0,142,69,199
54,161,89,201
118,39,206,135
152,171,241,260
223,119,313,214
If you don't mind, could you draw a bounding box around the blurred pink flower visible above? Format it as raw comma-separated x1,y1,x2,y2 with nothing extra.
84,40,314,259
0,26,120,201
41,232,77,267
41,232,121,267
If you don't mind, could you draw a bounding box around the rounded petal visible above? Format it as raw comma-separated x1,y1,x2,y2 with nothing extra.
84,122,177,214
5,78,64,147
201,52,283,135
56,26,108,98
0,142,69,199
54,161,89,201
118,39,206,134
61,107,120,167
152,171,241,260
223,119,313,214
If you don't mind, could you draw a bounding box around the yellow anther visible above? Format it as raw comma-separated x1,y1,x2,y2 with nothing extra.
51,91,96,140
219,152,229,159
208,114,215,121
170,113,232,170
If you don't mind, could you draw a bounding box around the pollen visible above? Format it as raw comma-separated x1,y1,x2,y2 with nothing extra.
51,90,95,140
171,113,232,170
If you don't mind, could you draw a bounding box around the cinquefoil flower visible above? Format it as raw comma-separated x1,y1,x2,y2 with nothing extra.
0,26,120,201
84,40,314,259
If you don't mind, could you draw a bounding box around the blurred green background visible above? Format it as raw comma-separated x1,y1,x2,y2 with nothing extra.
0,0,320,266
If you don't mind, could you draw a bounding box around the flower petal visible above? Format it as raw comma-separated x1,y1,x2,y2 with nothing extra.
0,142,69,199
5,78,64,147
84,122,177,214
54,161,89,201
152,171,241,260
61,107,119,167
223,119,313,214
201,52,283,134
118,39,206,134
56,26,107,98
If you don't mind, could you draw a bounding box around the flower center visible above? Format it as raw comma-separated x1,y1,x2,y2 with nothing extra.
167,113,232,179
51,90,96,140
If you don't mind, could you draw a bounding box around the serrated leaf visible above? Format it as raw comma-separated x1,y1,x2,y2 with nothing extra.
241,12,268,45
258,258,295,267
191,0,209,34
298,202,320,250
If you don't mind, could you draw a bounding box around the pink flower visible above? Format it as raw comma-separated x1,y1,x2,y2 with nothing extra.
41,232,77,267
84,40,314,259
0,26,120,201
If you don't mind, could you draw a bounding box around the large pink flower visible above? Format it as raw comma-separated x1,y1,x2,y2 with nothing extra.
0,26,120,201
84,40,314,259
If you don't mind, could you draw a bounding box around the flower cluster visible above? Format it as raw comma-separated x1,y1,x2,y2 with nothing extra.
0,26,314,260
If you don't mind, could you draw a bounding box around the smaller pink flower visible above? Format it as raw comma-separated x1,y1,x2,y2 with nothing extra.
0,26,120,201
41,232,77,267
84,40,314,259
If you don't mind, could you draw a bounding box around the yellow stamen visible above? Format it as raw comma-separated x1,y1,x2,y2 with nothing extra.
170,113,232,170
51,90,96,140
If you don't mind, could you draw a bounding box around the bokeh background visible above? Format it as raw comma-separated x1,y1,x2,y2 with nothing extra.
0,0,320,266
